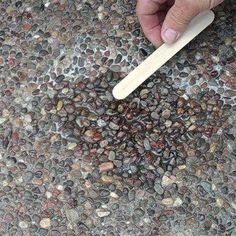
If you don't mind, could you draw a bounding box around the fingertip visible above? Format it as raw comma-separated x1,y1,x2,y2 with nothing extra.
142,25,163,47
153,39,163,47
147,32,163,47
161,28,181,44
160,1,195,44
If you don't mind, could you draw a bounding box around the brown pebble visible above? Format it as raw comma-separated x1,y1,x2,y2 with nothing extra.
71,162,80,171
99,162,114,172
0,57,4,65
162,109,171,119
22,23,32,32
101,175,113,183
32,179,43,186
57,101,64,111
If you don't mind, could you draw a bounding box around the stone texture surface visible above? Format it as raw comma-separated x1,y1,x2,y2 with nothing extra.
0,0,235,235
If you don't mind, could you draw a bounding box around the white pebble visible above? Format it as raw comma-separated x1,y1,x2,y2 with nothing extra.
24,114,32,123
96,209,111,217
45,2,50,7
173,197,183,207
19,221,29,229
67,142,77,150
0,117,7,124
182,94,189,100
162,175,174,186
98,6,104,12
164,120,172,128
162,198,174,206
33,35,40,39
56,185,63,191
110,192,119,199
39,218,51,229
46,191,52,199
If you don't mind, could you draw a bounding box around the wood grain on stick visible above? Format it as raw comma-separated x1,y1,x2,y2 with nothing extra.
112,10,215,100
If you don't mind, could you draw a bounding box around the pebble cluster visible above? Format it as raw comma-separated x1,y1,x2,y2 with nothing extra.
0,0,235,235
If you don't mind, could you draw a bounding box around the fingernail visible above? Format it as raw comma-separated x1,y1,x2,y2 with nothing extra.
163,28,180,44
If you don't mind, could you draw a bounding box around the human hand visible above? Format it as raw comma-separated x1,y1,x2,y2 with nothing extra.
137,0,224,47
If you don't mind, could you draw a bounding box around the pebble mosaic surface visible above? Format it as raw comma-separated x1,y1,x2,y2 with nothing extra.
0,0,235,235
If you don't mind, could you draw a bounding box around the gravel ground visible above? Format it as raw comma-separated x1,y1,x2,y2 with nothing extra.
0,0,235,235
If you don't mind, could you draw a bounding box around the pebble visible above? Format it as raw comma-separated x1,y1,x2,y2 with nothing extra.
19,221,29,229
0,57,4,64
110,192,119,199
97,119,107,127
200,181,212,194
109,122,120,130
151,111,159,120
216,198,224,207
39,218,51,229
101,175,113,183
154,182,164,195
161,109,171,119
128,190,136,201
134,208,145,218
173,197,183,207
164,120,172,128
108,151,116,161
0,117,7,124
99,162,114,172
96,209,111,218
67,142,77,150
188,124,197,131
162,175,175,186
110,65,121,72
140,89,149,97
46,192,52,199
57,101,64,111
162,198,174,206
24,114,32,123
71,162,81,171
23,171,34,182
143,138,151,151
66,209,79,223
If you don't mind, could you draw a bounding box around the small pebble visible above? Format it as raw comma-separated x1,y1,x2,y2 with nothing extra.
164,120,172,128
109,122,120,130
96,209,111,218
154,182,164,195
19,221,29,229
162,176,175,186
162,109,171,119
162,198,174,206
0,117,7,124
108,151,116,161
99,162,114,172
173,197,183,207
39,218,51,229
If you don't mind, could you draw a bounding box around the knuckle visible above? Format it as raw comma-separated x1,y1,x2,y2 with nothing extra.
176,0,202,12
207,0,223,9
169,3,191,26
208,0,214,9
136,1,142,15
136,1,140,12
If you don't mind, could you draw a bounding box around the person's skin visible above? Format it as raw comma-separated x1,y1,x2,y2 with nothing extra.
137,0,224,47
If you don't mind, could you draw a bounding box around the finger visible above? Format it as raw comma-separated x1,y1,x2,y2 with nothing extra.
137,0,168,46
137,0,167,15
204,0,224,9
140,11,166,47
161,0,224,44
161,0,202,44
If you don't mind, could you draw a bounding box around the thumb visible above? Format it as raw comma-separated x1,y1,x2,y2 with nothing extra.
161,0,203,44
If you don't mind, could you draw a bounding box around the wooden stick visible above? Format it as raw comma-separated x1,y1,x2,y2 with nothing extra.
112,10,215,100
